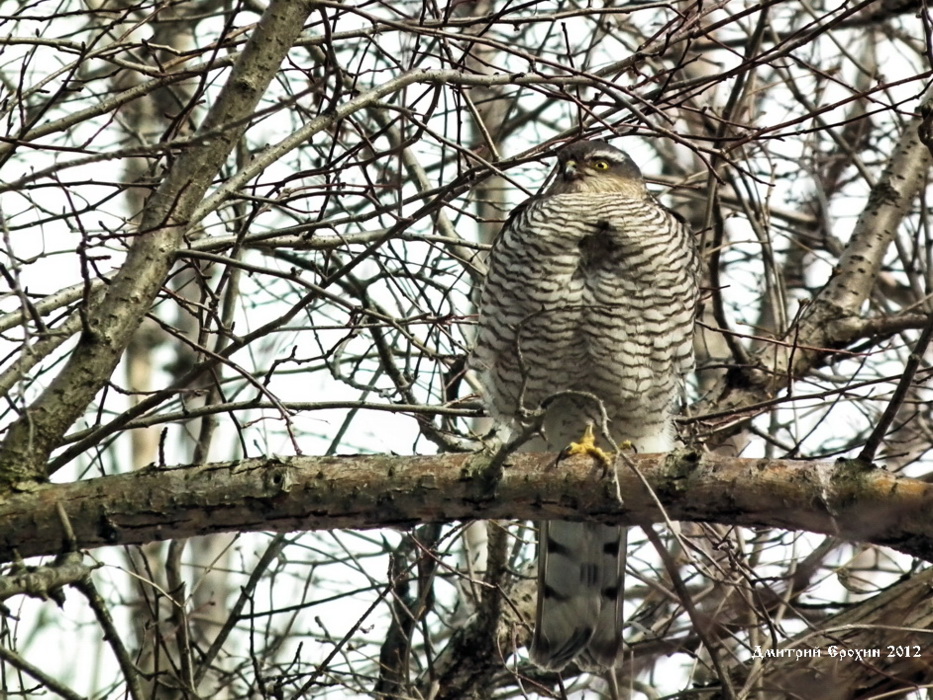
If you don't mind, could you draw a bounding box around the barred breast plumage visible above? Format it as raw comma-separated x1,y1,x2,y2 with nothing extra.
470,140,699,670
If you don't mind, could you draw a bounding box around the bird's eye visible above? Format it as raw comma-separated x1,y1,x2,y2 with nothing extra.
592,159,610,170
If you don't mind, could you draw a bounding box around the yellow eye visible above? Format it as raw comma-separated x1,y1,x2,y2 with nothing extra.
592,159,610,170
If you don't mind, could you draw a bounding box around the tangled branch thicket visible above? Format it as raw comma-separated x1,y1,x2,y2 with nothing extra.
0,1,931,698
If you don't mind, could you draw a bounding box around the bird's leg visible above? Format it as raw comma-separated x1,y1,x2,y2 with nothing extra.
560,423,632,474
563,423,611,465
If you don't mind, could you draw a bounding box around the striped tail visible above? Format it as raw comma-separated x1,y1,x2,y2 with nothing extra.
530,520,626,670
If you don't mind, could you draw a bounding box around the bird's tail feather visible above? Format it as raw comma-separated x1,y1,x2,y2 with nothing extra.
530,520,626,670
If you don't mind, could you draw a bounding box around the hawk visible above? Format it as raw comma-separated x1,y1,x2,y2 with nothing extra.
470,140,699,670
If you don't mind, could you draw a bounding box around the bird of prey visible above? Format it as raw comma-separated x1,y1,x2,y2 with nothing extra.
470,139,699,670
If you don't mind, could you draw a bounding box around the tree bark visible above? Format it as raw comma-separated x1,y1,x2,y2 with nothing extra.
1,451,931,563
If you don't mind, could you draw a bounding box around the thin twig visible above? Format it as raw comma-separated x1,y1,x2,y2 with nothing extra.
857,313,933,465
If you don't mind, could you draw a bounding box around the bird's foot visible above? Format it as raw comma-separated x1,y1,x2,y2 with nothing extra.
563,423,610,464
561,424,629,474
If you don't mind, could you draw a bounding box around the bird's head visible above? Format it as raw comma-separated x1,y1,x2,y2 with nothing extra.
547,140,647,197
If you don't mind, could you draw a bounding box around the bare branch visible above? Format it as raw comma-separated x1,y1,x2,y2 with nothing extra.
0,451,931,564
0,0,316,484
0,551,93,603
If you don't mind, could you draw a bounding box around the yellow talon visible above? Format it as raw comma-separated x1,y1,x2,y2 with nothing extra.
564,424,613,467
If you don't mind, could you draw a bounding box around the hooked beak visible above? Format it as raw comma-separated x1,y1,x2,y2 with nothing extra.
561,159,582,180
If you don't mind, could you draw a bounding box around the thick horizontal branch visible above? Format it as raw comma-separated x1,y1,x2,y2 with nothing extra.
2,451,931,563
